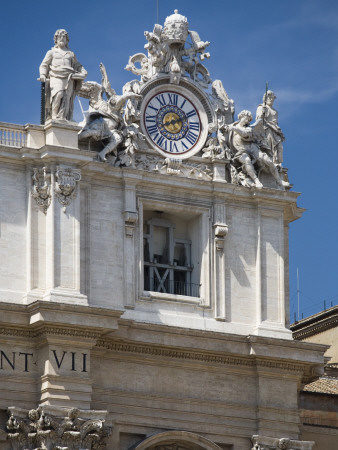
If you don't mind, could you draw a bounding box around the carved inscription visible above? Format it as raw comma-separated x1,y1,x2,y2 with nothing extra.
52,350,88,372
0,351,33,372
0,350,88,373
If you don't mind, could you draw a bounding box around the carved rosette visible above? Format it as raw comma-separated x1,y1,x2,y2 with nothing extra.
55,166,81,212
31,167,51,214
3,406,111,450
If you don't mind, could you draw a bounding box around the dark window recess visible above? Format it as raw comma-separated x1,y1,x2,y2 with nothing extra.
143,217,199,297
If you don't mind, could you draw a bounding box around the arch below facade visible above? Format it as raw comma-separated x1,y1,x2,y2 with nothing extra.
133,430,223,450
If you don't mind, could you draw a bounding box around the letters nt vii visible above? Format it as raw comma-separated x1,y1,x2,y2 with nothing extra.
0,350,88,373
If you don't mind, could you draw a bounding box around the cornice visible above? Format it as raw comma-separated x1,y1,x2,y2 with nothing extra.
0,301,124,334
36,325,100,339
291,308,338,340
96,338,252,367
255,358,304,374
116,319,329,353
0,324,317,378
95,338,305,374
0,325,100,340
0,327,35,338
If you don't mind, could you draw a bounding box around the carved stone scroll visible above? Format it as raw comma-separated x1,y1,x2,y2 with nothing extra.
31,167,51,214
55,166,81,212
125,52,150,82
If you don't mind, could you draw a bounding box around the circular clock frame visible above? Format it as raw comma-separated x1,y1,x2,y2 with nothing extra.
140,84,209,160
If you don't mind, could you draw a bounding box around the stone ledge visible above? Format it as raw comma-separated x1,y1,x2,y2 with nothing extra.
0,301,124,335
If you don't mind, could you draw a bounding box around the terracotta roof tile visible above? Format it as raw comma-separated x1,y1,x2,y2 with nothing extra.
303,376,338,395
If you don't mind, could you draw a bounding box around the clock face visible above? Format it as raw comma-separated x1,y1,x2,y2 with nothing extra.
141,88,207,159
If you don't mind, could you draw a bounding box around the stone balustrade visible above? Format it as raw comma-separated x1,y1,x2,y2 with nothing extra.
0,122,26,147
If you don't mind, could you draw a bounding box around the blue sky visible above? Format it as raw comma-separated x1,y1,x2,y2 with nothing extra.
1,0,337,320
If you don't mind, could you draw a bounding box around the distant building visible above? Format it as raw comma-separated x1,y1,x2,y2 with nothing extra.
291,306,338,448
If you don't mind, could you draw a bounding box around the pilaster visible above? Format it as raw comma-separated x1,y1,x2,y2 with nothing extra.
26,162,87,305
254,206,292,340
213,201,228,320
37,333,95,409
29,302,122,409
123,176,139,309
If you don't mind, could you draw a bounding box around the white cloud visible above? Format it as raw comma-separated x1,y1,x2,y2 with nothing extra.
277,83,338,105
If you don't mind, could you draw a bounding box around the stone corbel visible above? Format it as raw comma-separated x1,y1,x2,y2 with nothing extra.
251,435,315,450
213,222,228,251
55,166,81,212
124,211,138,237
31,167,51,214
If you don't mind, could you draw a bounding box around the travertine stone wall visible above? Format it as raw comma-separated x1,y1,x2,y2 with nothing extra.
0,165,27,302
0,123,304,339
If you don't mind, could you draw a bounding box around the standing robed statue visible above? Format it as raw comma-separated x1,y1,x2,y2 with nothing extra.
39,29,87,121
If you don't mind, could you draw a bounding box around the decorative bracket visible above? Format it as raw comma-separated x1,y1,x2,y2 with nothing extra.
123,211,138,237
55,166,81,212
213,222,228,251
164,157,182,175
31,167,51,214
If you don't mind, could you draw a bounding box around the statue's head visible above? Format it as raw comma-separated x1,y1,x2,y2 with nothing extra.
54,29,69,47
28,409,40,422
278,438,289,449
163,10,189,45
238,110,252,123
263,90,276,104
82,81,102,98
68,408,80,420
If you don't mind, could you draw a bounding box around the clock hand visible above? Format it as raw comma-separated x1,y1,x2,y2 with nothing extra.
164,117,182,126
